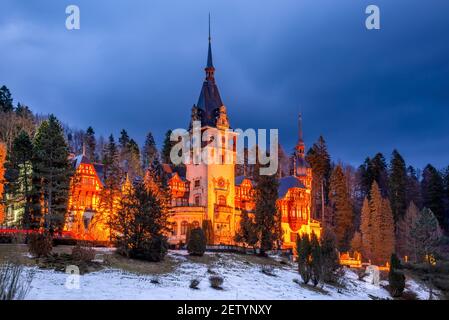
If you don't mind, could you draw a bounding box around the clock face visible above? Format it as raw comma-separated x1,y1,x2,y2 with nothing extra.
218,178,225,188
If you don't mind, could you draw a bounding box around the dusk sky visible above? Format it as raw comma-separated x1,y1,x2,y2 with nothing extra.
1,0,448,169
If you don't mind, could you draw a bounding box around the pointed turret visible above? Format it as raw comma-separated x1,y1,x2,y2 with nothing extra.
195,14,224,128
294,113,310,176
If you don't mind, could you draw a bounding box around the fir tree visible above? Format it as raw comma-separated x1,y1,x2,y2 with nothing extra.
350,231,362,254
142,131,158,171
235,210,258,252
306,136,331,220
421,164,446,230
328,164,354,251
5,131,34,227
187,228,206,256
32,115,73,231
396,201,419,261
112,179,170,261
127,139,142,180
388,253,405,298
320,227,340,283
0,85,14,113
310,232,322,287
161,129,174,164
0,142,6,223
359,153,389,198
406,166,422,209
389,150,407,223
84,126,96,161
253,172,280,256
360,181,395,265
297,233,312,284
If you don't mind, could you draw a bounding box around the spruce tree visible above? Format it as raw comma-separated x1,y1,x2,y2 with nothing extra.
396,201,419,261
406,166,422,209
360,197,373,261
359,153,389,198
306,136,331,220
5,131,34,227
328,164,354,251
187,228,207,256
253,172,280,256
297,233,312,284
388,253,405,298
350,231,362,254
161,129,175,164
320,227,340,283
32,115,73,231
84,126,96,161
389,150,407,223
310,232,322,287
142,131,158,171
235,210,258,251
0,85,14,113
421,164,445,230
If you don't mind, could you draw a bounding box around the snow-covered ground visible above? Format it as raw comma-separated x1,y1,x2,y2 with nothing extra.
26,251,430,300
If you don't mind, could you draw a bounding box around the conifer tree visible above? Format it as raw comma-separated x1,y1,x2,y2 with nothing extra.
161,130,174,164
0,85,14,113
32,115,73,231
297,233,312,284
310,232,322,287
406,166,422,209
253,172,280,256
388,253,405,298
187,228,206,256
396,201,419,260
142,131,158,171
5,131,34,227
320,227,340,283
235,210,258,251
306,136,331,220
0,142,6,223
360,181,395,265
389,150,407,223
84,126,96,161
421,164,446,229
328,164,354,251
350,231,362,254
359,153,389,198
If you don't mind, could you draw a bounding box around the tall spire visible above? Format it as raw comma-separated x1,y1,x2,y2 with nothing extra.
207,13,213,68
296,112,305,158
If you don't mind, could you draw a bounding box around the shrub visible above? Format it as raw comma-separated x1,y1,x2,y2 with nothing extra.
28,232,53,258
0,263,35,300
209,275,224,290
187,228,206,256
71,245,96,262
388,254,406,298
129,236,168,262
261,265,276,277
190,279,200,289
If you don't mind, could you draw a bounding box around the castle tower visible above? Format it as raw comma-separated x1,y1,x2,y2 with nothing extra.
185,17,238,245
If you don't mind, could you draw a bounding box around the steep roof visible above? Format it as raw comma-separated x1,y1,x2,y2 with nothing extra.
278,176,306,198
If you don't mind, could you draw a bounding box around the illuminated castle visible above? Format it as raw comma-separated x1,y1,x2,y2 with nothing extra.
65,25,321,247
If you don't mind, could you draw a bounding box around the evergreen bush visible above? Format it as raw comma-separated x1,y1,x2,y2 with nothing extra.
187,228,206,256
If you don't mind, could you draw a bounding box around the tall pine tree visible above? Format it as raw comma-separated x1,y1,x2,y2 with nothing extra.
32,115,73,231
161,130,175,164
0,85,14,113
84,126,96,161
142,131,158,171
0,142,6,223
389,150,407,223
306,136,331,220
5,131,34,227
328,164,354,251
421,164,446,230
254,172,280,256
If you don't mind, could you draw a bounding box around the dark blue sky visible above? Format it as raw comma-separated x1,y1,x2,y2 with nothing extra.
1,0,448,169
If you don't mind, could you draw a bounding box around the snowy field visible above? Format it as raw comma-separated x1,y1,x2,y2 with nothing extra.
24,251,432,300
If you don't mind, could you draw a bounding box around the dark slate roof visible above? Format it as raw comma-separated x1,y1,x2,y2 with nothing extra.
196,79,222,127
235,175,254,186
278,176,306,198
72,155,91,169
93,163,105,186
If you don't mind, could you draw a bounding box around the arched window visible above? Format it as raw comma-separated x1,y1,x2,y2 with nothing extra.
218,195,226,206
194,195,201,206
181,221,189,235
192,220,200,229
